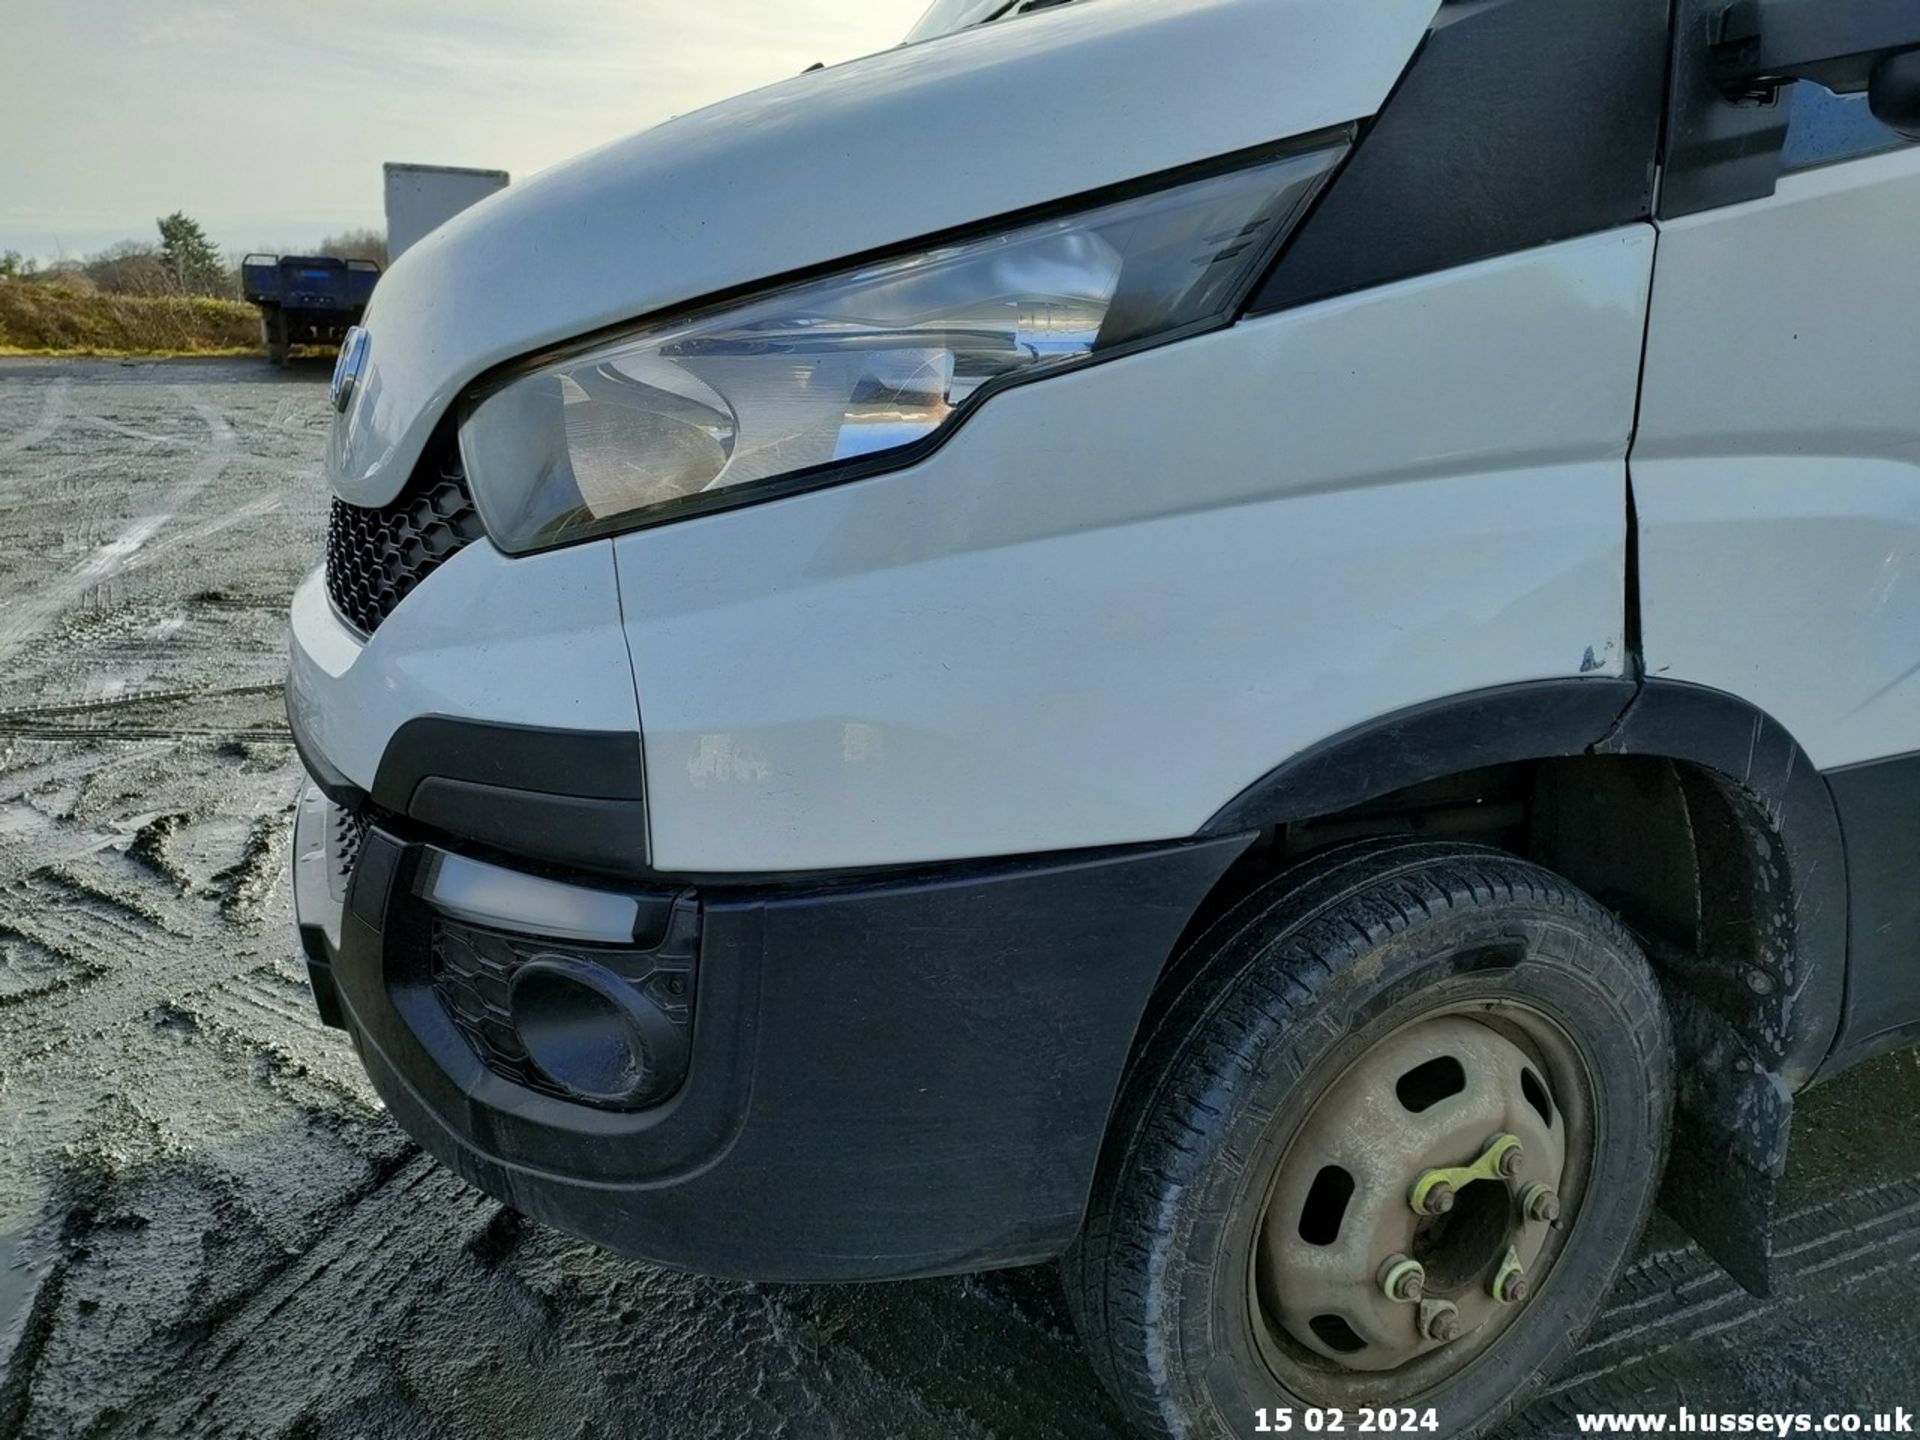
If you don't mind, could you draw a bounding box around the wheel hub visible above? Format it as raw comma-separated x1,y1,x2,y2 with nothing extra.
1255,1014,1572,1375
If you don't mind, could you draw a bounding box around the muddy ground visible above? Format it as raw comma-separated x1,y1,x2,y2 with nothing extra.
1,356,1918,1439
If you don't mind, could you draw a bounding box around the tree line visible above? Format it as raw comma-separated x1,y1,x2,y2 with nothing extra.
1,214,388,298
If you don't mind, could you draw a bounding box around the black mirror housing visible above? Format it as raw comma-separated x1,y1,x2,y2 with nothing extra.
1870,48,1920,138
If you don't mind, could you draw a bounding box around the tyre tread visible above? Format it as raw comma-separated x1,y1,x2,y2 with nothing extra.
1063,839,1672,1440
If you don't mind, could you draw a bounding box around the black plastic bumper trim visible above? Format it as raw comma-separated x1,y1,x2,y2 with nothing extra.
301,826,1253,1282
374,716,649,874
409,777,650,878
303,958,348,1029
285,695,652,875
370,714,646,811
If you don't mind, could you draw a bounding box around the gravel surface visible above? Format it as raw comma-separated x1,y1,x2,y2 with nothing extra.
2,356,1919,1438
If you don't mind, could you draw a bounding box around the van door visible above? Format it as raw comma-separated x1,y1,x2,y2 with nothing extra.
1631,0,1920,1059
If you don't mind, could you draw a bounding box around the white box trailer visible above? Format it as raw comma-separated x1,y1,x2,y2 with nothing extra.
383,162,510,261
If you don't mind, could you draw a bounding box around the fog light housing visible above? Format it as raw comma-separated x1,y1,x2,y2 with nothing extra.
508,954,690,1108
428,892,698,1111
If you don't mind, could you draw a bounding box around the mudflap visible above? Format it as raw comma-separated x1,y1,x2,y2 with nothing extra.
1660,1110,1785,1298
1656,989,1794,1298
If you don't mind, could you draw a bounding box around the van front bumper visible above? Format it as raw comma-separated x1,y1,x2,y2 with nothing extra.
292,782,1249,1282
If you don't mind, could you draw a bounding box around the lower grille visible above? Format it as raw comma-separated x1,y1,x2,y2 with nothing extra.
325,434,485,636
333,805,369,881
431,917,695,1106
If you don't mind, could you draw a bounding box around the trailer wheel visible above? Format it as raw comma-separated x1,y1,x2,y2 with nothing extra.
1065,839,1672,1439
264,308,290,368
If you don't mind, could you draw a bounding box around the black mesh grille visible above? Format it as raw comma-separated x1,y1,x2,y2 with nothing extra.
333,804,369,881
432,922,553,1096
431,919,694,1106
325,436,486,636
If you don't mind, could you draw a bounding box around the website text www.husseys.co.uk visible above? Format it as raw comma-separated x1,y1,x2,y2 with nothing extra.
1574,1409,1914,1434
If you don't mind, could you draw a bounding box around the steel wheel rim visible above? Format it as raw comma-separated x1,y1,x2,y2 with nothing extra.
1245,993,1597,1402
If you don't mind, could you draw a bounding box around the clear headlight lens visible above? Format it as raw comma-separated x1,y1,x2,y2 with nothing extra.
460,142,1346,552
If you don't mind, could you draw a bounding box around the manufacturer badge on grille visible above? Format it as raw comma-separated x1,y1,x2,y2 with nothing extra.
330,326,370,414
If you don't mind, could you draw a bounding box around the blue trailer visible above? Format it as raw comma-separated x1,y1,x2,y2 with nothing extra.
240,254,380,366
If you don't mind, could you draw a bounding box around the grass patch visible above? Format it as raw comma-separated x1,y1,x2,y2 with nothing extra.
0,284,262,356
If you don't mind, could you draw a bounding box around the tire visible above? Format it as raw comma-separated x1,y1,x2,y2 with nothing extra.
1065,838,1673,1440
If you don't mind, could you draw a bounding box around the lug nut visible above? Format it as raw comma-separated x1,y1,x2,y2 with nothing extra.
1421,1181,1456,1216
1522,1183,1561,1223
1495,1268,1531,1304
1497,1143,1525,1178
1378,1255,1426,1304
1421,1303,1462,1343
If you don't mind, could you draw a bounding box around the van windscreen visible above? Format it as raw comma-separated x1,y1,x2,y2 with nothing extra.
906,0,1082,44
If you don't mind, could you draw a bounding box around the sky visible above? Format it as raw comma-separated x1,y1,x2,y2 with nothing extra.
0,0,926,263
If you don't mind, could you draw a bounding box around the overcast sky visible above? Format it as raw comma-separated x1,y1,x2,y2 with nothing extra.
0,0,925,262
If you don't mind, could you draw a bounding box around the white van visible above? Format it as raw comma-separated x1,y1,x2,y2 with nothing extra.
287,0,1920,1432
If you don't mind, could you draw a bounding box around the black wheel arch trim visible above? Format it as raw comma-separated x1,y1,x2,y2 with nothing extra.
1201,678,1640,837
1592,680,1847,1089
1199,676,1847,1088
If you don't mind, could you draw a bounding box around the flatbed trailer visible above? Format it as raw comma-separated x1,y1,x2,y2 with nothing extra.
239,254,379,365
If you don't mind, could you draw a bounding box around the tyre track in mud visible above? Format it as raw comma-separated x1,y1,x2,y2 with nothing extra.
0,378,70,462
0,724,288,743
1512,1148,1920,1432
3,360,1920,1440
0,361,342,1440
0,386,240,667
0,681,286,738
0,682,289,745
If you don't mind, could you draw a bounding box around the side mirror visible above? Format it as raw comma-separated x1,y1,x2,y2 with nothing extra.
1870,48,1920,138
1714,1,1920,100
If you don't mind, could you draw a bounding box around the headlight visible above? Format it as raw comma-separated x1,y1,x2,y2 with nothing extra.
460,138,1348,552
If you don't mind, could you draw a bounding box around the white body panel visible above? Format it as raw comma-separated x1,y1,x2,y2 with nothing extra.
286,539,639,794
1634,148,1920,770
383,163,510,262
619,229,1655,872
327,0,1437,507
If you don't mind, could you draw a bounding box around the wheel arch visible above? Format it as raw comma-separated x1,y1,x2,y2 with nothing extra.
1197,677,1846,1088
1180,677,1849,1296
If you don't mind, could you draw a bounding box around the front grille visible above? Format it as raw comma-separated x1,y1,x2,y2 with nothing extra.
431,918,695,1106
325,435,485,636
332,805,369,881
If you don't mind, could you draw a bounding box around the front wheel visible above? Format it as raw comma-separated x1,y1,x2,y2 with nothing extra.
1066,839,1673,1439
